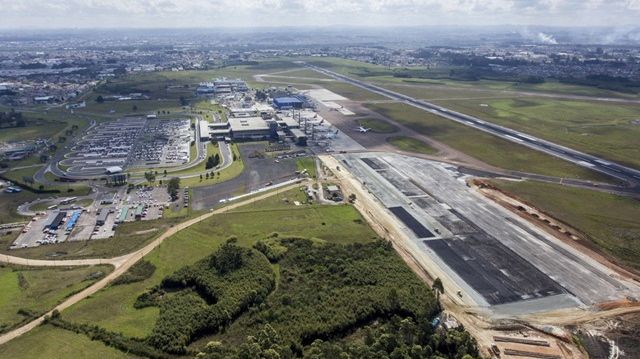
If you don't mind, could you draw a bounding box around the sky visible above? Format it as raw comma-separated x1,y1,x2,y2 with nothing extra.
1,0,640,29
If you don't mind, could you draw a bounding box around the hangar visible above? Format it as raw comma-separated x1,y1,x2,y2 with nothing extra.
273,97,303,110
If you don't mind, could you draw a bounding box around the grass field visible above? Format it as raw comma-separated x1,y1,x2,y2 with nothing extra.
62,203,377,339
387,136,437,155
296,157,317,178
0,264,113,332
180,144,244,188
0,324,138,359
356,118,399,133
301,56,640,99
490,180,640,271
0,120,66,143
314,81,386,101
273,68,333,79
365,102,612,182
427,97,640,169
0,191,44,224
1,166,90,195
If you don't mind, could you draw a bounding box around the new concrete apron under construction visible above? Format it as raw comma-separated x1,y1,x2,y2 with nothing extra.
337,153,640,315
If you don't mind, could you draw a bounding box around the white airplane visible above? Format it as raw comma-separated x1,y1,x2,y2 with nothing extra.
355,126,371,133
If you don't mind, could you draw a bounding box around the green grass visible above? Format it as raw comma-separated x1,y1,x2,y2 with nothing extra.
181,144,244,188
230,187,313,212
490,180,640,271
356,118,399,133
365,102,612,182
387,136,437,155
429,97,640,169
0,324,138,359
62,203,377,339
301,56,640,99
0,264,113,332
0,120,66,142
2,166,91,195
296,157,317,178
0,191,42,224
272,68,333,79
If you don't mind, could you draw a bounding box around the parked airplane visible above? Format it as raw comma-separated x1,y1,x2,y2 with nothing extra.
354,126,371,133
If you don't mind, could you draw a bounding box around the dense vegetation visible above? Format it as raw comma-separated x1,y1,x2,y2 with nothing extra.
198,318,478,359
0,109,25,128
167,177,181,200
42,236,478,359
205,153,221,169
111,260,156,286
139,241,275,354
246,239,438,345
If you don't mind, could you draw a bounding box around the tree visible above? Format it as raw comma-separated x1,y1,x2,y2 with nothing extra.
205,154,220,170
95,95,105,103
167,177,180,201
144,171,156,183
211,241,243,274
132,104,138,112
432,278,444,295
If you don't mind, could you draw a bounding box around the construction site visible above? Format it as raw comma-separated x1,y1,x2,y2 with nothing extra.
318,153,640,359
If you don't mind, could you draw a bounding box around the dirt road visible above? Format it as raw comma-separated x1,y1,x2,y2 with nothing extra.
0,180,309,346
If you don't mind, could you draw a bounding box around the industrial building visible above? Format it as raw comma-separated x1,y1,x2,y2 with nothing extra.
199,111,311,143
105,166,123,174
197,78,248,95
47,212,67,230
96,210,110,226
273,97,304,110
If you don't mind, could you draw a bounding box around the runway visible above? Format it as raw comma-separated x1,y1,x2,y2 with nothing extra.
306,64,640,188
337,152,640,314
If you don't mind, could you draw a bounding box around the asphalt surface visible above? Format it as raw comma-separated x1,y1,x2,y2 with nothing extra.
191,143,301,210
337,152,640,313
306,64,640,188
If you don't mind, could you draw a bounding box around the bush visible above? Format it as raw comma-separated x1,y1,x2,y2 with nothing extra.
141,244,275,354
111,260,156,286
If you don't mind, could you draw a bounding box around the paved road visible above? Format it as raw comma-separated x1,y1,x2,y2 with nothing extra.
0,180,310,346
306,64,640,188
192,143,300,210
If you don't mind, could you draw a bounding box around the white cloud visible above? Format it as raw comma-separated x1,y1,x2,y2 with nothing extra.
0,0,639,28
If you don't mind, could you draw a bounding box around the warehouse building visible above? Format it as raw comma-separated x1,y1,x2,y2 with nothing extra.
273,97,304,110
290,128,308,146
199,119,211,141
229,117,273,140
96,210,110,226
48,212,67,230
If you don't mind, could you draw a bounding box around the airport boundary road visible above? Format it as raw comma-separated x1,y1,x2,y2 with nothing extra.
306,64,640,187
0,180,310,346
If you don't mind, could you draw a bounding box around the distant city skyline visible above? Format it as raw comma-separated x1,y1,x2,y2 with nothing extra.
1,0,640,29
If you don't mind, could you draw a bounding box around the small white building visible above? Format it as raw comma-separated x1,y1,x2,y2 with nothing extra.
105,166,123,174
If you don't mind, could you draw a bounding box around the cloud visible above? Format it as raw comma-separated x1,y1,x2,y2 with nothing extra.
1,0,640,28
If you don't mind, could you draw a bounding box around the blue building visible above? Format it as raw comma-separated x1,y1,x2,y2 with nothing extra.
273,96,303,110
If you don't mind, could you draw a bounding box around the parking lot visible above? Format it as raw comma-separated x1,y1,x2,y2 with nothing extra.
337,152,640,314
62,117,192,176
11,185,173,248
192,143,301,210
